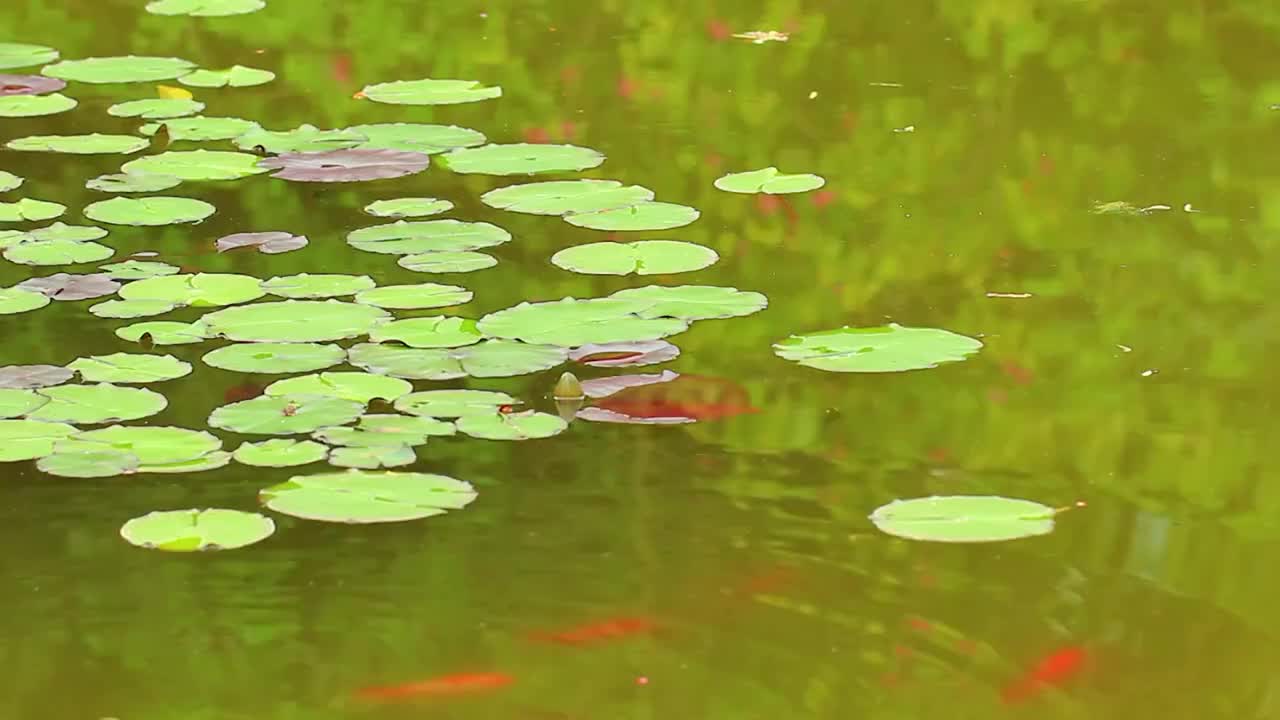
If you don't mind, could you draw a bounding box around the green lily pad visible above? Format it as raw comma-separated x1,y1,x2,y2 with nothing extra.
179,65,274,88
611,285,768,320
263,372,411,404
394,389,517,418
203,343,345,374
552,240,717,275
116,320,206,345
28,383,168,423
43,56,195,83
122,149,267,180
145,0,266,16
456,410,567,440
202,300,390,342
869,496,1057,543
481,180,654,216
120,272,263,307
773,323,984,373
120,509,274,552
360,78,501,106
364,197,454,218
39,449,139,477
234,439,328,467
314,414,454,447
88,299,177,319
478,298,688,346
6,133,148,155
398,251,496,274
56,425,220,465
347,123,485,154
714,167,826,194
0,199,65,222
348,340,565,380
84,196,215,226
68,352,192,383
209,394,364,435
0,43,59,70
328,445,415,469
0,287,51,314
0,171,22,192
98,260,181,280
347,219,510,255
20,223,107,242
564,202,699,231
353,283,472,310
0,93,77,117
0,419,78,461
261,273,376,299
108,98,204,118
234,124,365,154
0,388,48,418
138,450,232,474
86,173,184,193
4,240,114,266
440,143,604,175
139,116,262,142
368,317,481,348
259,470,477,523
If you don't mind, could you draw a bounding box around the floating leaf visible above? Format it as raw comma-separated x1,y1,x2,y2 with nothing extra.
264,372,411,403
258,149,429,183
28,383,167,423
569,340,679,368
155,84,192,100
714,167,826,194
347,219,510,255
0,43,59,70
552,240,717,275
120,509,274,552
215,231,307,254
122,149,267,180
394,390,517,418
347,123,485,154
480,180,653,216
202,300,389,342
139,116,261,142
108,97,203,118
234,124,365,154
478,298,687,346
348,340,565,380
368,317,481,348
328,445,415,469
360,78,501,106
564,202,699,231
234,439,328,467
19,222,107,243
120,272,264,307
773,324,983,373
354,283,472,310
0,287,48,314
140,450,231,474
88,299,177,319
16,273,120,301
440,143,604,175
38,449,139,477
178,65,274,88
4,240,113,266
364,197,453,218
0,388,48,418
869,496,1057,543
575,406,692,425
0,73,66,95
0,365,72,390
0,199,65,222
579,370,680,399
261,470,476,523
145,0,266,16
98,260,181,280
7,133,148,155
261,273,375,299
57,425,220,465
314,414,453,447
84,196,215,226
456,411,567,441
116,320,205,345
0,171,22,192
86,172,183,193
611,285,768,320
203,342,345,374
68,353,192,383
0,93,76,117
210,394,364,435
43,56,195,83
398,251,496,274
0,419,77,461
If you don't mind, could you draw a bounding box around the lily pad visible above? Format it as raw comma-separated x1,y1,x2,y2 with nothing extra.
116,320,206,345
203,343,345,374
869,496,1057,543
0,74,66,95
139,450,231,474
108,98,204,118
364,197,453,218
139,116,262,142
481,180,654,216
440,143,604,175
0,93,77,117
552,240,717,275
569,340,679,368
0,419,77,461
0,388,48,418
564,202,700,231
86,173,183,193
610,285,768,320
84,196,215,226
233,439,328,467
394,390,517,418
122,149,267,180
17,273,120,301
0,365,73,390
119,272,264,307
6,134,146,155
347,219,510,255
258,149,429,182
314,414,454,447
0,199,65,222
353,283,472,310
0,43,59,70
0,171,22,192
56,425,220,465
714,167,826,194
209,394,364,435
478,298,688,347
4,240,113,266
347,123,485,154
348,340,565,380
215,231,307,254
68,353,192,383
202,300,390,342
456,411,567,441
579,370,680,399
261,273,375,299
42,56,195,83
178,65,274,88
28,383,167,424
234,125,365,154
360,78,501,106
88,299,177,319
368,317,481,348
328,445,415,469
260,470,476,523
98,260,181,280
39,449,139,477
772,324,984,373
0,287,48,315
20,223,107,242
145,0,266,16
398,251,497,274
120,509,275,552
263,372,411,404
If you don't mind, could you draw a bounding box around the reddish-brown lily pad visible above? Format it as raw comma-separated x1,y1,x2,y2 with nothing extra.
0,364,73,389
16,272,121,301
569,340,680,368
216,231,308,255
257,149,430,183
0,74,66,96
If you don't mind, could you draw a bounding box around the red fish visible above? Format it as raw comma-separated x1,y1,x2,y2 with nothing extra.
1000,646,1088,703
355,671,513,701
590,374,757,424
529,617,656,646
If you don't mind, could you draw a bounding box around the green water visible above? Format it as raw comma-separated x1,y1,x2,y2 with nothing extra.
3,0,1280,718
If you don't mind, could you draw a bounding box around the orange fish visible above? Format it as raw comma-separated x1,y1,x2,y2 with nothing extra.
356,671,513,701
1000,646,1088,703
529,617,656,646
590,374,757,423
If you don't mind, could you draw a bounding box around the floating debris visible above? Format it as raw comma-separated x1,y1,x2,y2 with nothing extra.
1091,201,1171,216
732,30,790,44
1140,369,1158,377
1117,344,1133,353
869,82,904,88
892,125,915,133
986,292,1033,299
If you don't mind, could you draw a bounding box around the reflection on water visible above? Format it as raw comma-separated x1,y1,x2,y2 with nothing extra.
2,0,1279,718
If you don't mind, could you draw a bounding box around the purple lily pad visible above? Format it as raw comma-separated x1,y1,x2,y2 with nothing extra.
17,273,121,301
216,231,309,255
569,340,680,368
576,406,694,425
257,149,430,183
0,74,67,96
0,364,73,389
580,370,680,399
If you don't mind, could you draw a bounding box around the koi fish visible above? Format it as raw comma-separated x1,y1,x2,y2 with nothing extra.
223,381,265,404
355,671,513,701
1000,646,1088,703
529,617,656,646
587,374,757,424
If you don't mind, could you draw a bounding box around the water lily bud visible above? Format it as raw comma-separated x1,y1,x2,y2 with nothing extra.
553,371,583,399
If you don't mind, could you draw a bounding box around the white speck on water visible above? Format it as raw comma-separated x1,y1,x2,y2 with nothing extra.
1183,203,1201,213
893,125,916,133
986,292,1033,299
1117,344,1133,353
808,91,818,99
1141,369,1158,377
869,82,904,88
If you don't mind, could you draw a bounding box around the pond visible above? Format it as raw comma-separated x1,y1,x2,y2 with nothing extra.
2,1,1278,718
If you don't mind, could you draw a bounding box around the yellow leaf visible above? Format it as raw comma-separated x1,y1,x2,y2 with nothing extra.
156,85,193,100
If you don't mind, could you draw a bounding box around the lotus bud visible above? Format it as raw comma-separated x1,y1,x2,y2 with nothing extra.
553,371,584,400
